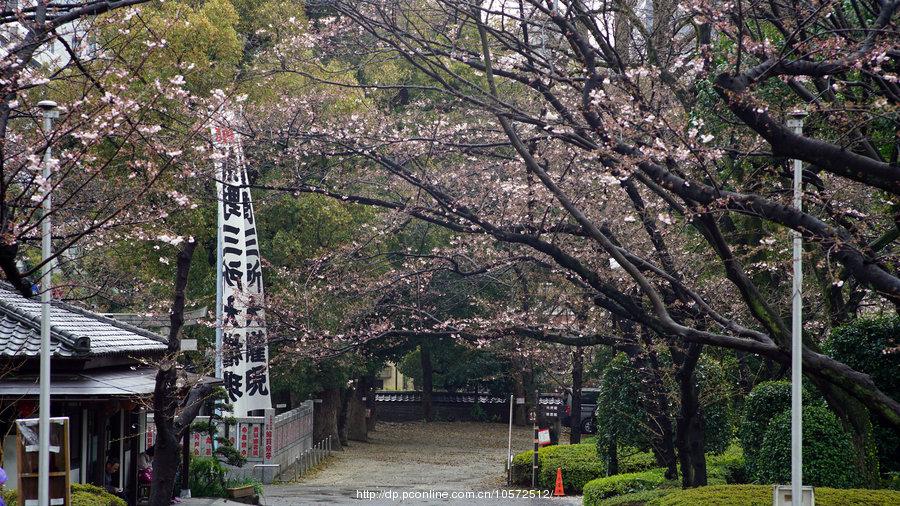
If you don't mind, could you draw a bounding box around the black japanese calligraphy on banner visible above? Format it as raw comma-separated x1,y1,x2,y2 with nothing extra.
212,113,272,415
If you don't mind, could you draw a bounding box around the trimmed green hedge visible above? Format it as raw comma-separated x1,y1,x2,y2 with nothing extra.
510,448,536,486
539,444,605,493
596,489,671,505
2,484,126,506
510,443,605,492
648,484,900,506
756,406,863,488
583,468,677,505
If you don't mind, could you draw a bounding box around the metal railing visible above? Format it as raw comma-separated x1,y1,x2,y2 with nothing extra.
291,436,334,481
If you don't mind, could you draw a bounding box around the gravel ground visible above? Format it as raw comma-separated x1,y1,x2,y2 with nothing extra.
183,421,581,505
289,421,533,490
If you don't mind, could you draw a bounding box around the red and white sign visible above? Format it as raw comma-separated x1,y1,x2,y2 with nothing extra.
538,429,551,446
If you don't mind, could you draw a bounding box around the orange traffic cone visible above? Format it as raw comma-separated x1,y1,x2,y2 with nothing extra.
553,467,565,497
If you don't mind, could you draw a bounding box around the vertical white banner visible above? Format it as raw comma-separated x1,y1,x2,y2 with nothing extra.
212,113,272,415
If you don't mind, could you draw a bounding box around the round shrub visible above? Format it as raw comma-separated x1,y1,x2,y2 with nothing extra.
756,406,862,488
739,381,796,479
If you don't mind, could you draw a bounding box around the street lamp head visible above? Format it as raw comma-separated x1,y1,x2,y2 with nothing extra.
37,100,60,119
787,109,807,129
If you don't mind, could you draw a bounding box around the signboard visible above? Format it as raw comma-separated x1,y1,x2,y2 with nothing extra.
16,417,71,506
537,429,551,446
212,115,272,416
539,397,562,419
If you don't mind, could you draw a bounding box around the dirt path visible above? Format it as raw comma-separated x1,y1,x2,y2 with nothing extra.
294,421,533,490
254,421,581,504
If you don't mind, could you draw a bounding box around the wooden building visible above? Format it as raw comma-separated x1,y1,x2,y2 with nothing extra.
0,283,211,501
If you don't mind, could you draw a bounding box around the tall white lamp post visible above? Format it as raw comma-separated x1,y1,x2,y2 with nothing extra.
787,110,806,506
37,99,59,506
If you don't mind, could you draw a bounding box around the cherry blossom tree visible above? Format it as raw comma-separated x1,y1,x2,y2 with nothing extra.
239,0,898,485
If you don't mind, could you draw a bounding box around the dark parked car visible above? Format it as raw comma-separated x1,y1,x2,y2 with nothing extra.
562,388,601,434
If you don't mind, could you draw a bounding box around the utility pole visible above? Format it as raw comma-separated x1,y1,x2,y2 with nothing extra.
531,389,539,489
37,99,59,506
787,111,807,506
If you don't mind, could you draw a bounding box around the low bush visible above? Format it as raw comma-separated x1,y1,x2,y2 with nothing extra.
510,449,535,486
649,484,900,506
225,477,263,496
511,443,604,492
583,468,676,505
189,456,227,497
538,443,605,493
756,406,863,488
706,442,747,484
1,487,15,505
595,488,672,505
2,484,124,506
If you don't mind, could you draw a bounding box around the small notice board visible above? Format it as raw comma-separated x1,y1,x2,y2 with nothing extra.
15,417,71,506
537,429,551,446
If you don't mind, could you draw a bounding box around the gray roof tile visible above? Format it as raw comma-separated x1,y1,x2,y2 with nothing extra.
0,284,168,358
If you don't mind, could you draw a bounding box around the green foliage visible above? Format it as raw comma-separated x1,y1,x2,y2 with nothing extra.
2,484,125,506
826,314,900,473
756,406,863,488
707,442,747,484
469,401,494,422
594,488,672,505
398,341,514,395
582,469,675,504
225,477,263,497
648,485,900,506
696,357,735,454
72,491,126,506
618,450,660,474
595,354,654,464
739,381,793,479
511,443,604,492
510,448,535,486
189,456,227,498
826,315,899,397
538,444,605,493
1,487,15,505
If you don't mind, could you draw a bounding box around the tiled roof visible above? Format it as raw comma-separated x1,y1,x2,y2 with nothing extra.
0,283,168,358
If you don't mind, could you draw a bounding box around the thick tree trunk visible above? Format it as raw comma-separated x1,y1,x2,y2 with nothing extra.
570,347,583,444
673,345,707,488
338,387,352,446
629,326,678,480
607,435,619,476
363,375,377,432
151,241,212,506
420,344,434,422
313,388,341,446
348,381,368,442
512,364,527,426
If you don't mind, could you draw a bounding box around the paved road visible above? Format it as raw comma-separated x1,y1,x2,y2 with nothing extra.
184,421,581,505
